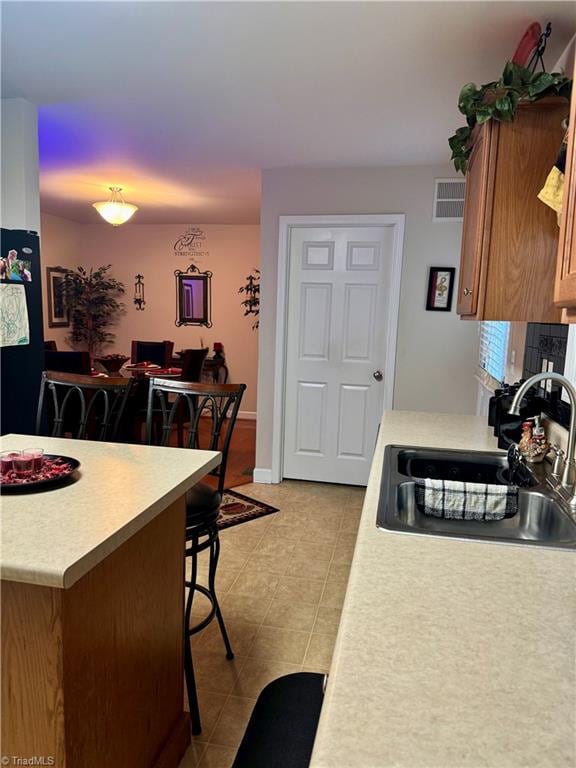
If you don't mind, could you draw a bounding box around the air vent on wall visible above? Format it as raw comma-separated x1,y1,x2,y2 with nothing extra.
433,178,466,222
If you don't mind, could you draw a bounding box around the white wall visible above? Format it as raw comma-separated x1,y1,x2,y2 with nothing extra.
1,98,40,232
256,165,480,471
39,216,260,412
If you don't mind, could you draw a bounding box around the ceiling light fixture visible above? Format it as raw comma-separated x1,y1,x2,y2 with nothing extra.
92,186,138,226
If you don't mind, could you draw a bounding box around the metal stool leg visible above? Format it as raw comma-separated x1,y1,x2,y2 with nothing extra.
183,522,234,735
184,537,202,734
208,530,234,660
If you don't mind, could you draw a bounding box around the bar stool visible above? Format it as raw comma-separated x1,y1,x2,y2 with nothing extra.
36,370,133,440
146,379,246,734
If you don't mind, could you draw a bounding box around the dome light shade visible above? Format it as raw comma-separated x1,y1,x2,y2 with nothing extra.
92,187,138,226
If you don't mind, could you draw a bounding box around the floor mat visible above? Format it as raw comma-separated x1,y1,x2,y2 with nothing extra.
217,489,279,530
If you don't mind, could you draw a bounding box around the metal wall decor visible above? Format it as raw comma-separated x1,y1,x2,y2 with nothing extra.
134,274,146,311
238,268,260,329
175,263,212,327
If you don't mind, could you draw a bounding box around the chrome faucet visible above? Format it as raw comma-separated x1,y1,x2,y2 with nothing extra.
508,372,576,501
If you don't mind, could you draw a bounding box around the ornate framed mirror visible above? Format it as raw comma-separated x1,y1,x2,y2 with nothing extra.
175,265,213,327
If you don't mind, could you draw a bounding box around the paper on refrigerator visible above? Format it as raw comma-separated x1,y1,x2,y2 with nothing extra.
0,282,30,346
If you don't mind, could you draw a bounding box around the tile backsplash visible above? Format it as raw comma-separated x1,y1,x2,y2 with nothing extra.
523,323,568,378
523,323,570,427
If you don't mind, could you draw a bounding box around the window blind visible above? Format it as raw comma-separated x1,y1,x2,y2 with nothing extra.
479,321,510,383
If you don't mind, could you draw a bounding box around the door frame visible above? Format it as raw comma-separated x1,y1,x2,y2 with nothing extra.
270,214,405,484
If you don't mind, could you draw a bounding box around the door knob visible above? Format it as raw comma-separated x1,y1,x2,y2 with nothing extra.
463,288,471,296
373,370,383,381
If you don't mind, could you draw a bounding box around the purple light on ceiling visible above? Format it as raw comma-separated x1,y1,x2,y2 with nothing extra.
37,105,100,169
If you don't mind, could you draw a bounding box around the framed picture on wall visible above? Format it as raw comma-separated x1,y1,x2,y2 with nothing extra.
46,267,70,328
426,267,455,312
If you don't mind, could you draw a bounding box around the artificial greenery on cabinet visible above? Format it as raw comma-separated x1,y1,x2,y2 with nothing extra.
449,61,572,174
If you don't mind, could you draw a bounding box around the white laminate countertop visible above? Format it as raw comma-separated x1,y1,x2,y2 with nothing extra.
311,411,576,768
0,434,220,589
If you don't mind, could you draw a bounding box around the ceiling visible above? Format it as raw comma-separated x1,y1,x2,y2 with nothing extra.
2,1,574,224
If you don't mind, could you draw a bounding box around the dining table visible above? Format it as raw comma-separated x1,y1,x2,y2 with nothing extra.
1,433,220,767
105,363,183,443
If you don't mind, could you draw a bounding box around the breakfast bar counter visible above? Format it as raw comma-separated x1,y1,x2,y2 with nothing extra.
310,411,576,768
1,434,220,768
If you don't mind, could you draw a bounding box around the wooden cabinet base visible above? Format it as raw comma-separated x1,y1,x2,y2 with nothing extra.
154,714,192,768
1,499,190,767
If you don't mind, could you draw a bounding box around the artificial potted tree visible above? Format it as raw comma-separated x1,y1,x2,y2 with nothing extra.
61,265,126,360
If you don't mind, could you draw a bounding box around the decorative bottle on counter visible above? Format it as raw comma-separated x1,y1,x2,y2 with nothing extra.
518,421,533,460
528,416,549,464
518,417,549,463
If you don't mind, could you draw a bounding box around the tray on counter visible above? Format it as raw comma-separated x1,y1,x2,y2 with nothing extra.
0,454,81,494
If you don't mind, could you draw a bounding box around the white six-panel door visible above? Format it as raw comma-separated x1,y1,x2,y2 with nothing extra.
282,221,403,485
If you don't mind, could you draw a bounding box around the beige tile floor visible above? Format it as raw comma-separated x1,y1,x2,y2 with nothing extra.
179,480,365,768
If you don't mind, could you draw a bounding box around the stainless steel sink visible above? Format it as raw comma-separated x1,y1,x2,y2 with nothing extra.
378,446,576,549
396,446,537,487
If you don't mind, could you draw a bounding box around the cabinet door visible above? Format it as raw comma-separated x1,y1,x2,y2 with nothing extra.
457,125,492,316
554,66,576,308
484,100,564,322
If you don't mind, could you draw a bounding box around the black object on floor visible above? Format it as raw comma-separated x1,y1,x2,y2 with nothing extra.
232,672,325,768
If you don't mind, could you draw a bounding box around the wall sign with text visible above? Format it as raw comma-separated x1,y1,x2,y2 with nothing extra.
173,226,210,264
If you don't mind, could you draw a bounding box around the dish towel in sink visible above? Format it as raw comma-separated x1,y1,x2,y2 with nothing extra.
414,479,518,520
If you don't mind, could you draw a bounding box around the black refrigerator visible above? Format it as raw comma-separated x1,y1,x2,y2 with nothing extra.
0,228,45,435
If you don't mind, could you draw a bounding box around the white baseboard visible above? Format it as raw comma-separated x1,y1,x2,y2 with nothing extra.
253,467,274,483
238,411,256,420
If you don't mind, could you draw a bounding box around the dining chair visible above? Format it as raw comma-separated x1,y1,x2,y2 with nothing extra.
36,371,133,441
44,350,91,374
179,347,209,381
145,379,246,734
130,339,174,368
171,348,209,446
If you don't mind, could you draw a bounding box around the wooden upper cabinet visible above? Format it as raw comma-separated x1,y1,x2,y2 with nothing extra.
554,61,576,310
457,124,492,316
457,98,569,322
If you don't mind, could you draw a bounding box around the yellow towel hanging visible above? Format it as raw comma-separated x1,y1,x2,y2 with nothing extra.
538,166,565,225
